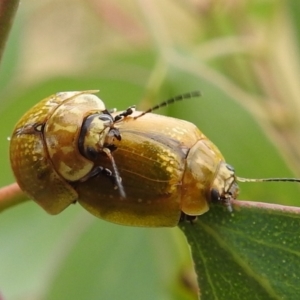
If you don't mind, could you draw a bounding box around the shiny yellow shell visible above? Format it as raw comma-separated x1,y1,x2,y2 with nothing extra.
77,111,237,227
10,90,107,214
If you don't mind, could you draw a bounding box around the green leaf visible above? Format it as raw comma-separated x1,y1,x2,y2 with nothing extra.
179,201,300,300
0,202,195,300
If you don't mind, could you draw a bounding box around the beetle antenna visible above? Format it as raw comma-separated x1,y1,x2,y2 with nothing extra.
103,148,126,198
134,91,201,119
236,176,300,183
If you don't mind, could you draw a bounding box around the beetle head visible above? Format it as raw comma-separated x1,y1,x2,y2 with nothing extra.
210,162,239,212
79,112,120,160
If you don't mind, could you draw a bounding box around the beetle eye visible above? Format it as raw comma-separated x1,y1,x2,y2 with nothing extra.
99,114,114,126
210,188,220,203
226,164,235,172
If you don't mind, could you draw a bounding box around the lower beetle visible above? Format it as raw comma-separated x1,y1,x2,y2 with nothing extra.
10,90,300,226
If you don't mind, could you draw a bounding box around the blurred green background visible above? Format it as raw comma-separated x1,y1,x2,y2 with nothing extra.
1,0,300,299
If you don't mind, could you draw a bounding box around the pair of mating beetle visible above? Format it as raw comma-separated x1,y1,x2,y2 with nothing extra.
9,90,300,227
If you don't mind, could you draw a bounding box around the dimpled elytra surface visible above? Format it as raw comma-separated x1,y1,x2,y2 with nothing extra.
10,91,103,214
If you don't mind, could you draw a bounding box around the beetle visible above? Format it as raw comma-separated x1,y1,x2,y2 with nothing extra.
77,109,239,226
10,90,300,227
9,90,126,214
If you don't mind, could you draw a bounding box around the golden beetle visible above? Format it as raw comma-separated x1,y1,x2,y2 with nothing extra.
10,91,300,227
77,109,238,226
10,91,124,214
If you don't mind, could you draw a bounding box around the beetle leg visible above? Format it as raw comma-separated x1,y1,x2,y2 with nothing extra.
114,105,136,122
79,165,124,195
224,197,233,213
102,148,126,198
179,212,197,224
82,165,114,181
79,165,109,181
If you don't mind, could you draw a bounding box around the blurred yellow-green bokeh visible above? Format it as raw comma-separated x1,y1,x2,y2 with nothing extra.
1,1,300,299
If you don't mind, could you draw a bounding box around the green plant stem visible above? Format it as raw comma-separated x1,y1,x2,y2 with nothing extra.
0,0,19,64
